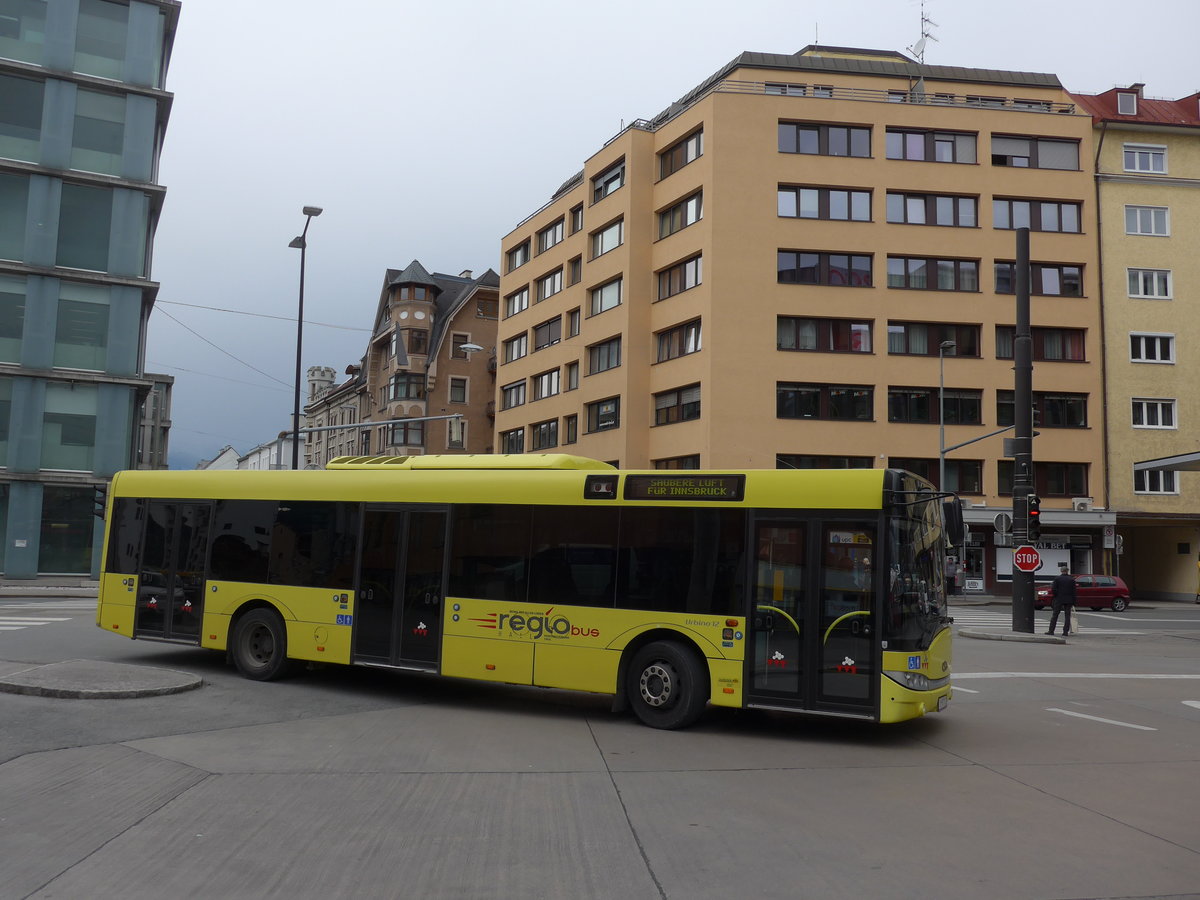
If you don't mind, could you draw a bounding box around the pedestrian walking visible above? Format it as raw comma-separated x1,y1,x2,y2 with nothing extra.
1046,563,1076,636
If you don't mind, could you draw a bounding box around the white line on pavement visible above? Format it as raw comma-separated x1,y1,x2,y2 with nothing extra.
0,617,71,624
1184,701,1200,711
1045,708,1157,731
952,686,980,693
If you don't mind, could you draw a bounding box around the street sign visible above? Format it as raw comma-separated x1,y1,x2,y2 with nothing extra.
993,512,1012,534
1013,545,1041,573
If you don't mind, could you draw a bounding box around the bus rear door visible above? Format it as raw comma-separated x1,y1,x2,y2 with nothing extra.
135,501,211,643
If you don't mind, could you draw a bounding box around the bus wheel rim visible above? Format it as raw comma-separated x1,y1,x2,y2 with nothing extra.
247,625,274,664
639,663,674,707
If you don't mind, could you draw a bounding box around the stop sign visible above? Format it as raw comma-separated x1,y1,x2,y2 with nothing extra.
1013,545,1041,572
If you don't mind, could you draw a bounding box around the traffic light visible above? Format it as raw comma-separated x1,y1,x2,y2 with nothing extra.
93,484,108,519
1026,494,1041,541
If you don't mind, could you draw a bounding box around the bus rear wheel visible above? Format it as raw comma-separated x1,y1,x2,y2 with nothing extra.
626,641,708,730
231,608,293,681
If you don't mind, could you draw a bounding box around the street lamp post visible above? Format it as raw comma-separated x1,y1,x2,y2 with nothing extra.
288,206,322,470
938,339,956,490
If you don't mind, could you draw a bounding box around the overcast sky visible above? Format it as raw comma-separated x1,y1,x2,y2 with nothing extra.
148,0,1198,468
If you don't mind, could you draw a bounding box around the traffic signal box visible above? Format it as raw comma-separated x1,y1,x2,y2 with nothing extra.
1027,495,1041,541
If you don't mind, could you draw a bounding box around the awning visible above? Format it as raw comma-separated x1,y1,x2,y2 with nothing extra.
1133,452,1200,472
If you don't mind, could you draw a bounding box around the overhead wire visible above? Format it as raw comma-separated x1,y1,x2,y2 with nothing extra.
154,307,291,388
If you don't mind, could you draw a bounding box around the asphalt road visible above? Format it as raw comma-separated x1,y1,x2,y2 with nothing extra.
2,597,1199,900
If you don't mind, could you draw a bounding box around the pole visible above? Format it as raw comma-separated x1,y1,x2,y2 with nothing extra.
292,237,306,470
1011,227,1035,632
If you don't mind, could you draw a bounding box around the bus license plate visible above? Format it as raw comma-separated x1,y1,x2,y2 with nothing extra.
938,695,949,711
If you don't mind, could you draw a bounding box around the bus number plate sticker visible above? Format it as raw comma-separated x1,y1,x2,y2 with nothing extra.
336,615,353,626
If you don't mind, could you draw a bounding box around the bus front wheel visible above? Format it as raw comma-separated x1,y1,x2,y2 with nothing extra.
626,641,708,730
231,608,293,681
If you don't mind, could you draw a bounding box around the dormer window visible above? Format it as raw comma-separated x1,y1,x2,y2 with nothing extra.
1117,92,1137,115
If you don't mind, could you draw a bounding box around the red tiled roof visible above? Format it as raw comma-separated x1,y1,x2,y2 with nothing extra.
1072,87,1200,127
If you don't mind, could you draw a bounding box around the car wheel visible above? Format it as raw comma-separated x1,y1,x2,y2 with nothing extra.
626,641,709,730
1111,596,1128,613
231,608,294,681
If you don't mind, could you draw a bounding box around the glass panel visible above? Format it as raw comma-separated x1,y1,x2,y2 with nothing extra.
57,183,111,270
75,0,128,80
906,196,925,224
820,524,875,701
1037,140,1078,170
851,191,870,221
0,172,28,261
777,189,796,217
54,281,109,370
798,188,819,218
39,485,95,574
993,200,1009,229
0,73,43,162
828,190,848,220
0,0,47,64
41,382,97,470
0,376,10,466
71,89,124,174
0,274,24,362
753,523,806,694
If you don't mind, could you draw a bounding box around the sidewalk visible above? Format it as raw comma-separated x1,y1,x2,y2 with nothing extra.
0,579,99,598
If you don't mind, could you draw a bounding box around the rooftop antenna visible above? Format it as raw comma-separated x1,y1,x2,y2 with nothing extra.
907,0,939,63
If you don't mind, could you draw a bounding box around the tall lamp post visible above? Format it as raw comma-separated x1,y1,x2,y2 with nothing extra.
938,339,956,490
288,206,322,470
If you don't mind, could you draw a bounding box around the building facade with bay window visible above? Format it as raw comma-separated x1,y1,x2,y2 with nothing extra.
498,45,1115,594
0,0,179,577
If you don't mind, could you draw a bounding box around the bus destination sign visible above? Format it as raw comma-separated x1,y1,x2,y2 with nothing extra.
623,474,745,502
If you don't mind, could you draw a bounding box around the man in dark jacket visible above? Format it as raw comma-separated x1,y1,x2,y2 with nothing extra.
1047,563,1076,636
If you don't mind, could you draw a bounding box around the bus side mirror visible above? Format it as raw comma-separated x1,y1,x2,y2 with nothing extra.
942,500,965,548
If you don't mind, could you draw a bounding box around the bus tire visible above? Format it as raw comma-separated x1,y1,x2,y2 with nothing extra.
626,641,708,730
231,608,293,681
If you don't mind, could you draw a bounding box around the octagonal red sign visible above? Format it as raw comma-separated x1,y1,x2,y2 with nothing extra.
1013,545,1041,573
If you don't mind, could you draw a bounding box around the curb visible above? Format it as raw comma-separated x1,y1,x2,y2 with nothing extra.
0,659,203,699
958,628,1067,643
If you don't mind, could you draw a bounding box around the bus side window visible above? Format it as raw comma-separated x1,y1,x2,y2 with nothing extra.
449,505,532,603
209,500,274,584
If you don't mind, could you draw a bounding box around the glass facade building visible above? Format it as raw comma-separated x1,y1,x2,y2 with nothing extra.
0,0,179,577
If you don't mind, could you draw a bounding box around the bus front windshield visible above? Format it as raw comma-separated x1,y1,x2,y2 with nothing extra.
884,497,948,652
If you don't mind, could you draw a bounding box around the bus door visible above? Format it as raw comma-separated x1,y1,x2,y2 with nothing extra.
354,507,448,669
747,518,878,716
135,501,212,643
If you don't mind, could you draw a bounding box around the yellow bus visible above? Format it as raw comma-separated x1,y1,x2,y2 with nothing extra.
96,455,960,729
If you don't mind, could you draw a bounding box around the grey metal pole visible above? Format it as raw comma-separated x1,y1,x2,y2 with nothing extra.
1012,227,1035,632
288,207,322,470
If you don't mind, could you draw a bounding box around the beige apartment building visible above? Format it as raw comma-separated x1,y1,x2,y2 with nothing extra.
1074,85,1200,601
303,262,499,466
498,46,1115,594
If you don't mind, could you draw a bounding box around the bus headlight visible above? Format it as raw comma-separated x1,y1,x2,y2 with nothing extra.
885,670,930,691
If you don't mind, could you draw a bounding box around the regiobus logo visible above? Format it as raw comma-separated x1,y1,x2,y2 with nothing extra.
469,607,599,640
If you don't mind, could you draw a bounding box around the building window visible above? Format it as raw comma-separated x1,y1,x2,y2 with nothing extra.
654,384,701,425
589,278,622,315
502,333,527,363
655,455,701,470
996,327,1085,361
564,414,578,444
0,173,28,262
565,361,579,391
1123,144,1166,174
591,219,623,258
388,373,425,401
592,159,625,202
532,369,560,400
1128,268,1171,299
887,323,980,357
659,191,702,238
886,129,976,163
778,186,871,221
75,0,129,80
0,73,43,164
533,316,561,351
991,135,1079,169
71,88,125,176
777,251,871,287
587,397,620,432
537,218,564,253
568,256,581,285
536,268,563,302
449,377,467,403
500,380,526,410
777,455,872,470
404,328,428,355
588,336,621,374
567,308,581,337
447,419,465,450
888,388,981,425
569,204,584,233
997,391,1088,428
660,129,703,178
657,319,702,361
777,316,870,353
531,419,559,450
1135,468,1177,494
54,281,109,370
778,122,870,157
1125,205,1169,236
658,255,702,299
777,383,873,421
500,428,524,453
1132,398,1176,429
58,182,118,272
506,241,530,272
42,382,97,471
1130,333,1174,363
994,262,1082,296
887,257,979,291
451,333,471,359
766,82,807,96
1117,92,1138,115
0,274,25,363
886,192,976,227
998,461,1088,497
889,457,983,493
993,198,1082,233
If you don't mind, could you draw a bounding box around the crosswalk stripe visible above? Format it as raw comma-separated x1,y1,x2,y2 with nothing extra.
0,617,71,624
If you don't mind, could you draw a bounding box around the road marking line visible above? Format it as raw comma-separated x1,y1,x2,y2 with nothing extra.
0,617,71,624
1184,701,1200,711
952,686,980,694
1045,708,1156,731
957,672,1200,679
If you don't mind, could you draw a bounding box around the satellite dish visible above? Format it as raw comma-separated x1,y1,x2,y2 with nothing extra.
912,37,927,58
